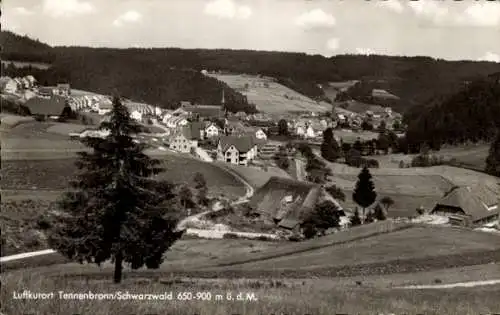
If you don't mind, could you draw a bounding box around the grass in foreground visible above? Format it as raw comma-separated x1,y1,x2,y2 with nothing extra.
2,272,500,315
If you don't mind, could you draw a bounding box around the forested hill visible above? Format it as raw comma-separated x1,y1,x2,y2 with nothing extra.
0,31,55,63
2,30,500,113
404,72,500,150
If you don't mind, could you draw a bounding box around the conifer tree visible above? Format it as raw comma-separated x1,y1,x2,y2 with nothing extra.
373,203,387,221
352,167,377,223
48,96,183,283
485,131,500,177
321,128,341,162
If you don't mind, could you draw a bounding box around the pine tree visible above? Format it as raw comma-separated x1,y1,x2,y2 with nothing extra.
373,203,386,221
352,167,377,223
47,96,183,284
320,128,341,162
350,208,362,227
485,131,500,177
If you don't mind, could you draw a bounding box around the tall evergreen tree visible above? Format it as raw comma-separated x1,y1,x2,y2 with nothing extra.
352,167,377,222
320,127,341,162
485,131,500,177
278,119,289,136
47,96,183,283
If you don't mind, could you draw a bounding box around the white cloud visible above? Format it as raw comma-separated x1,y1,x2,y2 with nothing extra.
408,1,500,27
113,11,143,27
356,48,376,56
42,0,94,18
479,52,500,63
377,0,404,14
295,9,336,30
456,3,500,27
407,0,449,24
326,38,339,52
204,0,252,20
13,7,35,16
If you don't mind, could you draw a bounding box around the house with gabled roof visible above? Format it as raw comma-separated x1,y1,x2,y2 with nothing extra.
0,76,18,94
430,186,499,227
24,96,67,119
217,135,258,165
205,123,222,138
169,122,204,153
247,177,323,230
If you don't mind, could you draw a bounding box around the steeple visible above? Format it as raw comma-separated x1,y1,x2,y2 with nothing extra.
221,88,225,105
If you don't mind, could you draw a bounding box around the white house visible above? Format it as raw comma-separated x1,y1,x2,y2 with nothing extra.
130,110,143,121
166,116,188,129
98,101,113,115
25,75,36,87
0,77,18,94
304,125,316,139
255,128,267,140
217,135,258,166
296,125,306,137
162,113,172,124
154,106,163,117
205,123,220,138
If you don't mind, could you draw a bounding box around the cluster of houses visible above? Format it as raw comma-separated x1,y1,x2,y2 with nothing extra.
0,75,37,94
164,101,271,166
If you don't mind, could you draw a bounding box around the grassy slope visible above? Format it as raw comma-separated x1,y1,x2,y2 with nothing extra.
211,74,330,113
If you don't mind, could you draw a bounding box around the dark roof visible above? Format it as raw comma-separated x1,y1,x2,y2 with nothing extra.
184,105,224,118
248,177,322,229
431,186,499,222
178,121,204,140
24,96,67,116
219,135,255,153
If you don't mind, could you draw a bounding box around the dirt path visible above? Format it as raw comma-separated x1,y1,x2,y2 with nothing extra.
398,279,500,289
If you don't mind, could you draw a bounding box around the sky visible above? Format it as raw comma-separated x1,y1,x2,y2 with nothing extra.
3,0,500,62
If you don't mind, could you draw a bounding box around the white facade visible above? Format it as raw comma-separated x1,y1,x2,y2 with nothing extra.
205,124,220,137
1,78,18,94
296,126,305,137
170,134,198,153
255,129,267,140
130,110,143,121
305,126,316,139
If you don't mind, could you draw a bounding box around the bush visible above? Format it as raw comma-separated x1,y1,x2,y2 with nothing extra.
222,233,239,239
255,235,273,241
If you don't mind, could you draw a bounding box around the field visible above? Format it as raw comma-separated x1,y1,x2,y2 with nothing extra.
3,222,500,314
214,161,292,188
1,156,245,197
209,74,330,114
2,271,500,315
371,144,491,170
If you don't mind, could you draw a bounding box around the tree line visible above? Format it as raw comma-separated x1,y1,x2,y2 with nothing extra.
4,30,500,113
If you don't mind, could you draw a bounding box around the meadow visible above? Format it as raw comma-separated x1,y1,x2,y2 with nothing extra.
2,271,500,315
1,157,245,197
209,74,330,113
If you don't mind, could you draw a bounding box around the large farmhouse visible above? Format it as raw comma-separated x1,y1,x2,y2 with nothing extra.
430,186,499,227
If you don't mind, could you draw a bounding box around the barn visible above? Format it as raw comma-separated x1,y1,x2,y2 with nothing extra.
430,186,499,227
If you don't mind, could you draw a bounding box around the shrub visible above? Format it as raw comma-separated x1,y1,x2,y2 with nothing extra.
256,235,273,241
222,232,239,239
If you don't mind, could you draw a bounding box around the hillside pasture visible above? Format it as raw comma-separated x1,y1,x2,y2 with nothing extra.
371,144,490,170
211,226,500,272
210,74,330,114
331,174,453,196
0,157,246,198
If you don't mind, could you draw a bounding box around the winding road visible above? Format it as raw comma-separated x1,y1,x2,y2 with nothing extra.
0,156,256,263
